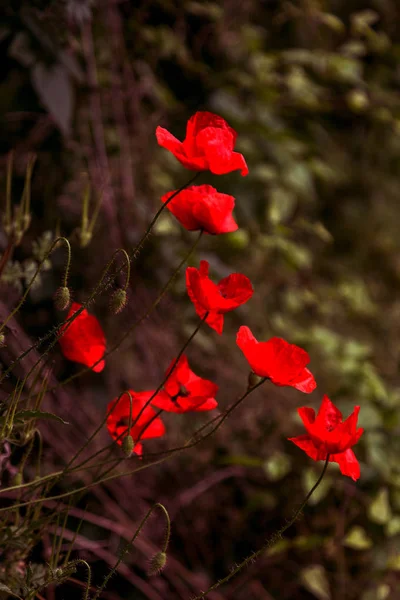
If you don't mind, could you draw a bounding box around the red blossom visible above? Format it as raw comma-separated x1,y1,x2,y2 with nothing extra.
186,261,253,334
106,391,166,456
236,326,316,393
59,302,106,372
162,185,238,235
289,395,364,481
156,111,248,176
150,355,218,413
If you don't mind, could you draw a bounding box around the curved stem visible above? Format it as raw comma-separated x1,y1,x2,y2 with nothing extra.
92,503,170,600
132,311,208,436
51,230,203,391
0,379,265,511
2,175,200,383
0,236,71,336
190,456,331,599
130,172,200,261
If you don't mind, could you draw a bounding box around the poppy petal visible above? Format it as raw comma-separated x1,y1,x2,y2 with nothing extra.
330,449,361,481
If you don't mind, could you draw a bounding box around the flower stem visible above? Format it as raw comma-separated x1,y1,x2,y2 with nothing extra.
92,503,170,600
190,456,331,599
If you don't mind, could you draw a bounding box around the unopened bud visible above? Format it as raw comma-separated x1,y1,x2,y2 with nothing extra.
12,473,23,486
110,289,127,314
0,333,5,347
54,286,71,311
147,551,167,576
248,372,263,389
80,229,92,248
122,435,134,457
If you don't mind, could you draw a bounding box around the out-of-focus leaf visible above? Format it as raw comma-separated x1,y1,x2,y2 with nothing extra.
385,516,400,537
263,452,291,481
9,32,35,67
368,488,392,525
343,526,373,550
221,454,263,468
300,565,331,600
267,187,297,225
266,538,290,556
14,410,69,425
31,62,74,135
362,584,391,600
387,553,400,570
0,584,22,598
302,468,332,505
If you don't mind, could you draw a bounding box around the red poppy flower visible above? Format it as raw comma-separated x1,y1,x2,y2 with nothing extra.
186,261,253,334
59,302,106,372
156,111,249,176
150,355,218,413
289,395,364,480
107,391,166,456
162,185,238,234
236,326,316,393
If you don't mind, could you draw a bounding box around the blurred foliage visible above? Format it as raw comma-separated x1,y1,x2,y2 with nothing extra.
1,0,400,598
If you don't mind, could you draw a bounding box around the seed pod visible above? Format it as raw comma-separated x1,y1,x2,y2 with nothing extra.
147,551,167,576
110,289,127,314
248,372,263,389
54,286,71,311
122,435,134,457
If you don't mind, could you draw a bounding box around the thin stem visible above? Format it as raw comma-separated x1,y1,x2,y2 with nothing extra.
132,311,208,436
0,237,15,281
2,175,200,381
130,172,200,261
51,230,203,391
0,237,72,336
92,503,170,600
190,456,331,599
0,379,265,511
4,151,13,232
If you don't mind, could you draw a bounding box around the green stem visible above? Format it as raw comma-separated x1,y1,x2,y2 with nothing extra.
129,172,200,261
0,237,72,337
0,380,265,512
132,311,208,436
191,456,331,599
50,230,203,391
1,174,199,382
92,503,170,600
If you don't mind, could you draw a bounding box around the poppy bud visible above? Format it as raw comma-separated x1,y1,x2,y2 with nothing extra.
122,435,134,457
0,333,5,347
248,372,263,389
54,286,71,311
12,473,23,486
110,289,127,314
147,551,167,576
80,230,92,248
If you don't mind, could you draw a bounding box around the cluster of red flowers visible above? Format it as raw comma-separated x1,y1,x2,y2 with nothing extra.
58,112,364,480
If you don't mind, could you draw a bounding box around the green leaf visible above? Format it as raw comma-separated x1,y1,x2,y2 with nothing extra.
0,584,22,598
263,452,292,481
266,538,290,556
300,565,331,600
14,410,69,425
343,526,373,550
362,584,391,600
386,516,400,537
387,553,400,571
31,62,74,135
302,468,331,505
368,488,392,525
